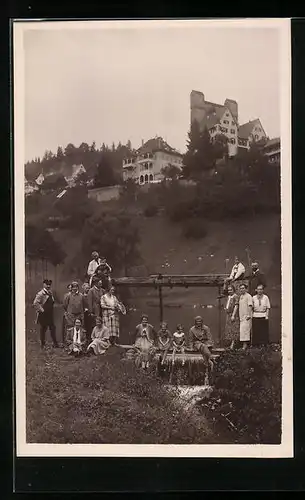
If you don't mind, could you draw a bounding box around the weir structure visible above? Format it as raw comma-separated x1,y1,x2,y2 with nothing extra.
113,273,249,347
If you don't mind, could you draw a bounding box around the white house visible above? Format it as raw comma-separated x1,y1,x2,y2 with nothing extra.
122,136,183,185
190,90,268,156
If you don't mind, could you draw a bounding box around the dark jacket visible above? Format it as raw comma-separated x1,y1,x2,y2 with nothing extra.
247,270,266,295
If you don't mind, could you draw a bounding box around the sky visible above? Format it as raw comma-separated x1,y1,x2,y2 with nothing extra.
23,21,281,162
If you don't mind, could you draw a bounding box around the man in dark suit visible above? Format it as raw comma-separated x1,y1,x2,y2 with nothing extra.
247,262,266,295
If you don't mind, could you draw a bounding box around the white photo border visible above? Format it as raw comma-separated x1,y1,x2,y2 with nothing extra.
14,18,293,458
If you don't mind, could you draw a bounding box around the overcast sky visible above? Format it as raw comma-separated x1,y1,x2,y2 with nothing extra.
23,22,281,161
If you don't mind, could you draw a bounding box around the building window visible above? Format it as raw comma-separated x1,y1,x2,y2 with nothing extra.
145,174,149,183
255,134,259,140
149,174,153,182
223,120,229,125
140,175,144,184
226,113,229,117
230,138,236,144
230,129,235,134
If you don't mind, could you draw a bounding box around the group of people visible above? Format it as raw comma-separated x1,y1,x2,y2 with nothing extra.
33,251,271,367
33,251,126,356
133,314,214,371
223,258,271,349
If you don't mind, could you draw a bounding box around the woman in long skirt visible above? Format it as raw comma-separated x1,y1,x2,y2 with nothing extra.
100,286,126,345
252,284,271,346
224,284,239,349
238,283,253,350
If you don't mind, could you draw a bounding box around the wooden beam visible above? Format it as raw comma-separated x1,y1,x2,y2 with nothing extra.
113,274,236,288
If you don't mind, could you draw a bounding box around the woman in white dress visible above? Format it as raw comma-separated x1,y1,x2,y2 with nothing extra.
87,316,110,355
238,283,253,350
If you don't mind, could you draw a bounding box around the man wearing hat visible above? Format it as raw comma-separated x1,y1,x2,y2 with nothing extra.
33,279,58,349
247,261,266,296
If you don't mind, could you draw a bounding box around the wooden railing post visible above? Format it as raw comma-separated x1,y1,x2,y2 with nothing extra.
158,285,163,323
218,285,222,347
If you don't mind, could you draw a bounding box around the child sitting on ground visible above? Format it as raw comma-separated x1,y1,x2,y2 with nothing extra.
172,324,186,366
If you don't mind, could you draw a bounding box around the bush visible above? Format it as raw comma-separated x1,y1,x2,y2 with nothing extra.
182,219,208,240
143,204,158,217
199,345,282,444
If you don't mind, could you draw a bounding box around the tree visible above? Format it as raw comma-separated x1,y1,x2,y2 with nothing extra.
119,178,138,203
93,151,117,188
82,211,141,274
79,142,89,153
90,141,96,152
56,146,64,159
25,223,66,266
55,185,92,229
40,173,67,192
111,142,116,152
126,139,132,150
183,123,227,181
161,163,181,181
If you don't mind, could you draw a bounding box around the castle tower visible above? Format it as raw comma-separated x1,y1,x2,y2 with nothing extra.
190,90,207,127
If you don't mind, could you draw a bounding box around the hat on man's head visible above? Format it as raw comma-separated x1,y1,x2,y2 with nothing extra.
43,278,52,285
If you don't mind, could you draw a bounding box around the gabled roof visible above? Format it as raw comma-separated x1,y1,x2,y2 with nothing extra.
238,119,263,139
203,106,226,130
137,137,181,156
264,137,280,149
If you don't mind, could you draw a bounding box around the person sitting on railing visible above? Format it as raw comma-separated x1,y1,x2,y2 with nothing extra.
156,321,172,366
93,256,112,291
222,256,246,295
87,251,102,286
172,324,186,366
188,316,214,372
134,314,157,369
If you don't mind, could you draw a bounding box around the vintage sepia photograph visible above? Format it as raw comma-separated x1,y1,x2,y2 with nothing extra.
14,19,292,457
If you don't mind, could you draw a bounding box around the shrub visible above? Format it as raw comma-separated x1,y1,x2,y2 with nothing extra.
182,219,208,240
143,204,158,217
199,345,282,444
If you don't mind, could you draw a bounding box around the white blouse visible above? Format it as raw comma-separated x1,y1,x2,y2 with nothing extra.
252,294,271,318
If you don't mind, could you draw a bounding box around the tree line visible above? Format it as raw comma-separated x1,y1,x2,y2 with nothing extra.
25,140,134,189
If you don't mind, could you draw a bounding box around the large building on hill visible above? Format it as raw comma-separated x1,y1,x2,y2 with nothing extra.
263,137,280,165
190,90,269,157
122,136,183,185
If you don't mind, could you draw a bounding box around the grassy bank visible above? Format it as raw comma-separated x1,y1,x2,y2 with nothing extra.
26,329,217,444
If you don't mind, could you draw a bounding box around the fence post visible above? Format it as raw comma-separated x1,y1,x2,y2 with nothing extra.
158,285,163,323
218,285,222,346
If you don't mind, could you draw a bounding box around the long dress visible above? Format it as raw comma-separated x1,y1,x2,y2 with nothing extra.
100,293,126,339
239,292,253,342
134,324,156,363
224,293,239,343
87,325,110,354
